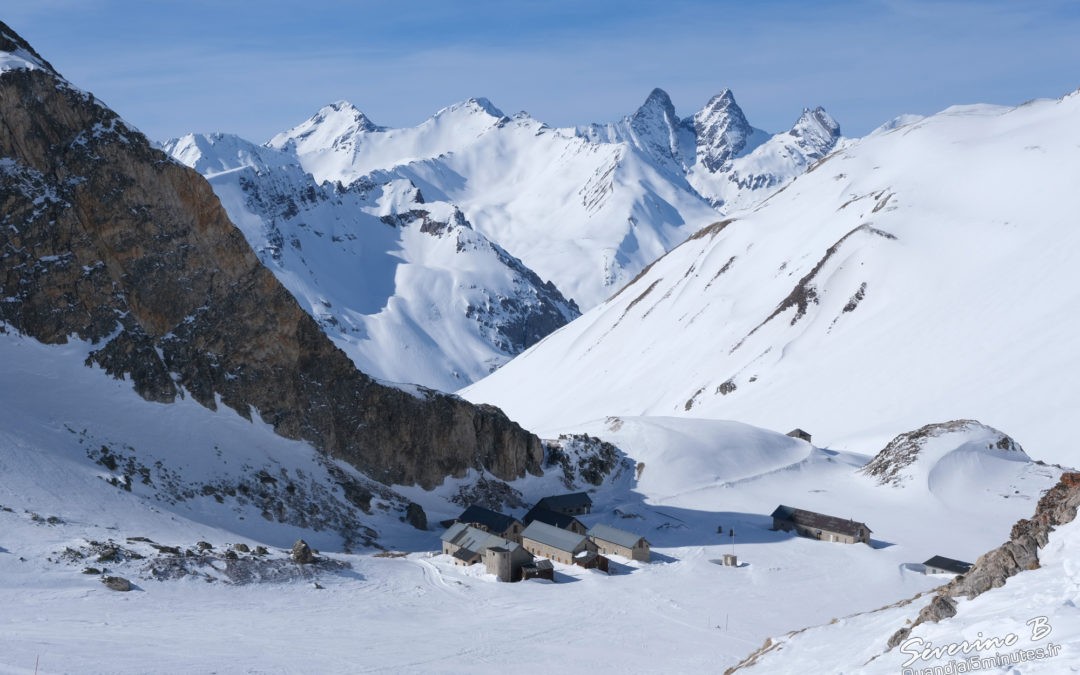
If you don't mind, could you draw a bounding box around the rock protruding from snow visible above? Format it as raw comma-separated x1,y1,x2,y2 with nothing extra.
290,540,314,564
102,576,132,592
860,420,1027,487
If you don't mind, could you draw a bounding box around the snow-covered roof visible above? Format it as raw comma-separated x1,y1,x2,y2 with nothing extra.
588,523,646,549
521,521,587,553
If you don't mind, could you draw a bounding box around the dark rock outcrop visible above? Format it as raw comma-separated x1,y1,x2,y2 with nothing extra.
102,576,132,592
290,540,314,564
0,22,543,489
404,502,427,531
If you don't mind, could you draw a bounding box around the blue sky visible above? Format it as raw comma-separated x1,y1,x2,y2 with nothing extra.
5,0,1080,142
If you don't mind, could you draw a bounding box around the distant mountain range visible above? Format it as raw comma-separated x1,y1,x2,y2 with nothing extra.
167,89,839,389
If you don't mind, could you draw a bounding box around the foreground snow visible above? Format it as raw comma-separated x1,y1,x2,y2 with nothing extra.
0,332,1064,673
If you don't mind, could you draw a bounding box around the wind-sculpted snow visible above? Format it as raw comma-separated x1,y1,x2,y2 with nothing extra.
464,90,1080,469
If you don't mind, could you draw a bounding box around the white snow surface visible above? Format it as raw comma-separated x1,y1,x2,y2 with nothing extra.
464,90,1080,468
0,329,1065,673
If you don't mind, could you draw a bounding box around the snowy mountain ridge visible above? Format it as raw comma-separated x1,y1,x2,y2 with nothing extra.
162,132,579,391
262,87,839,309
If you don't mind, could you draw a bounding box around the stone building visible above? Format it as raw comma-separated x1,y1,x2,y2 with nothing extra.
440,522,531,572
770,505,871,544
588,523,650,562
536,492,592,516
453,504,525,543
521,520,594,564
483,545,536,582
522,505,587,535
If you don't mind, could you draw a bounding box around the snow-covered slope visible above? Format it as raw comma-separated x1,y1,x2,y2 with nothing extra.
163,133,578,391
1,334,1063,673
267,90,837,309
464,91,1080,468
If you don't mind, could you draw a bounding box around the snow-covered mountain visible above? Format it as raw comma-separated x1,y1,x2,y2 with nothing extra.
464,90,1080,469
163,132,578,391
576,87,843,213
265,90,839,309
169,90,836,389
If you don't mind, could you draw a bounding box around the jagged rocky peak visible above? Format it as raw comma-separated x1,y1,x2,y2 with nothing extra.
0,20,544,489
627,88,682,159
788,105,842,157
690,88,754,171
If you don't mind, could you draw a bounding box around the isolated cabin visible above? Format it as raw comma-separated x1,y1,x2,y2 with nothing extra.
574,550,610,572
454,504,525,543
588,523,651,562
440,522,526,569
522,505,588,535
786,428,812,443
521,520,594,564
536,492,592,516
770,505,871,545
483,545,536,582
923,555,973,576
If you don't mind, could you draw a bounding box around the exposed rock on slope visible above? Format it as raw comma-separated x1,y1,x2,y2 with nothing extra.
887,472,1080,648
0,22,542,489
860,420,1026,487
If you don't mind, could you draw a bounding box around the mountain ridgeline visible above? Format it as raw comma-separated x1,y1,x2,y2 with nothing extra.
0,22,542,489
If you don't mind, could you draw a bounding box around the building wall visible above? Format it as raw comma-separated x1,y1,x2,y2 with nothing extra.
774,518,868,545
522,537,584,565
501,521,524,543
592,537,650,562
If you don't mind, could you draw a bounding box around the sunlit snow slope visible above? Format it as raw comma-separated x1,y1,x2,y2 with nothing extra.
464,91,1080,467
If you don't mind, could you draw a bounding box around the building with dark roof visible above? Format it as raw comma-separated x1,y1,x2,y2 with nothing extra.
588,523,650,562
521,559,554,581
923,555,973,575
770,505,871,545
786,428,812,443
454,504,524,543
536,492,592,516
522,505,587,535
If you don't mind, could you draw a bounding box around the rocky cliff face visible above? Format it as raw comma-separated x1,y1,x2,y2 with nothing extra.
0,22,542,489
